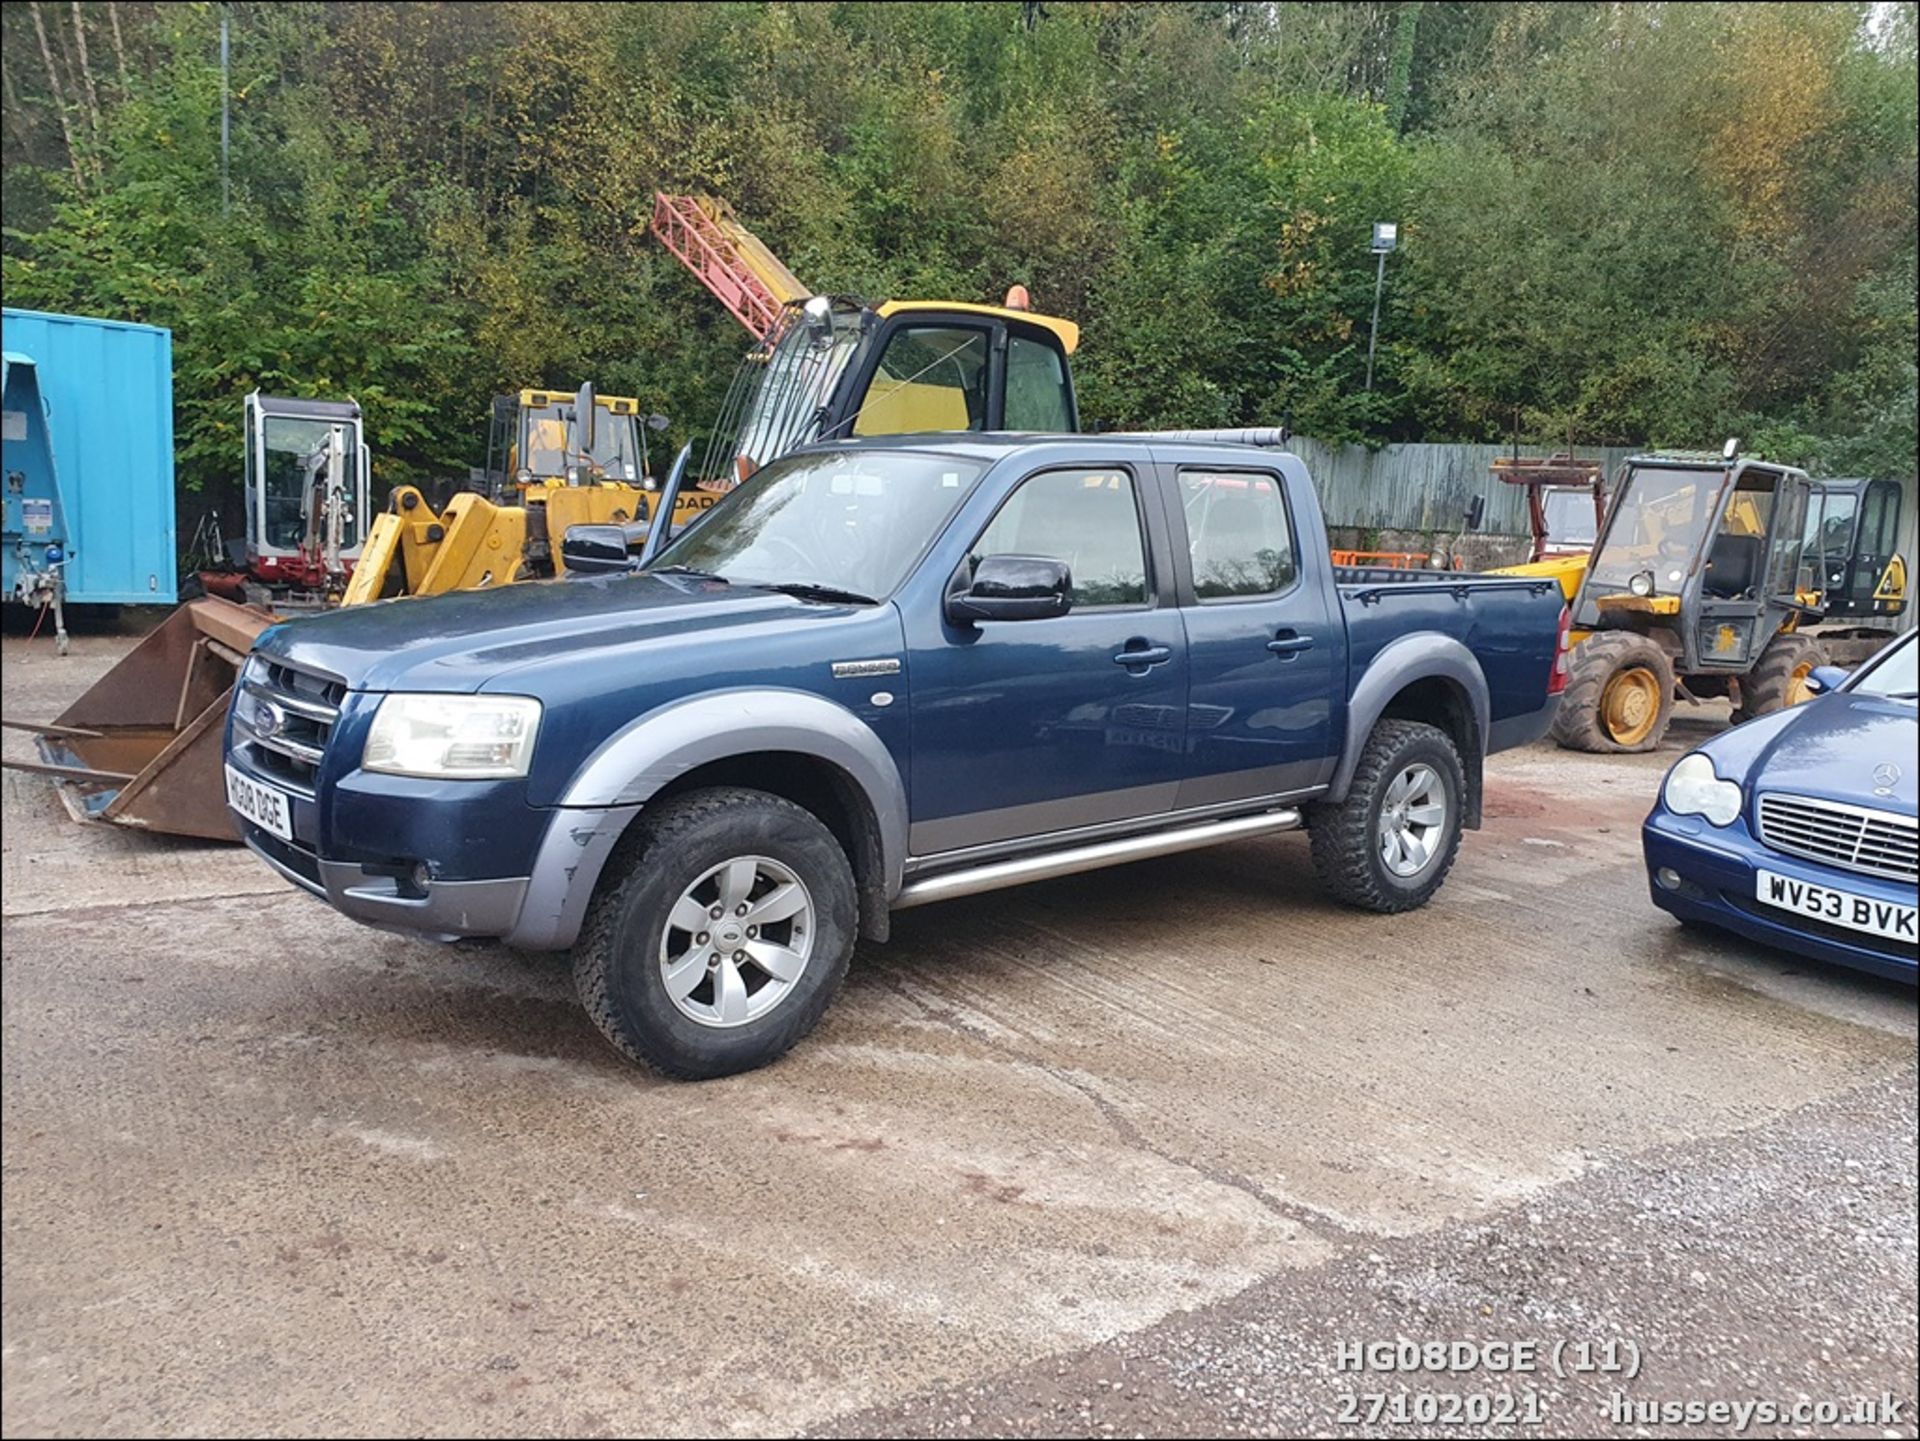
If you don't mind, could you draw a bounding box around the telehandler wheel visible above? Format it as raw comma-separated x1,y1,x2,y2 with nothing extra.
1308,719,1465,914
1731,633,1830,725
572,787,857,1080
1551,631,1676,753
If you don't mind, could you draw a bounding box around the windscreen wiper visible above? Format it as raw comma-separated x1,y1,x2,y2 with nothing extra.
757,581,879,606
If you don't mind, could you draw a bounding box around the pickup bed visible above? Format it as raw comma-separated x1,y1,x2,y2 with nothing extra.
225,435,1567,1078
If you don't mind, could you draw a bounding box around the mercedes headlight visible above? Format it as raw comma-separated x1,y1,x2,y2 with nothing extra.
1662,753,1743,827
364,694,542,779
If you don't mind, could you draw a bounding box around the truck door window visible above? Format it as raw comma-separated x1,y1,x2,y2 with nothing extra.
851,326,990,437
1179,470,1297,599
971,468,1147,609
1004,335,1072,432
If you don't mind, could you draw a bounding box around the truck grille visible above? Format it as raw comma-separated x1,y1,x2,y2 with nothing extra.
1756,793,1918,884
232,655,347,792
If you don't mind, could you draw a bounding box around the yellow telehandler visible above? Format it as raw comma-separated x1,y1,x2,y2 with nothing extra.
1509,445,1908,753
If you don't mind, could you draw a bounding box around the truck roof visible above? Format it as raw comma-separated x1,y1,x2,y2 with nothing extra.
793,431,1299,464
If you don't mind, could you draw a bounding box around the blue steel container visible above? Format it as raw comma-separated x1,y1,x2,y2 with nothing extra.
0,308,176,603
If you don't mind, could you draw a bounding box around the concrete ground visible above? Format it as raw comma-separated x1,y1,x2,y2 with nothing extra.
3,631,1914,1438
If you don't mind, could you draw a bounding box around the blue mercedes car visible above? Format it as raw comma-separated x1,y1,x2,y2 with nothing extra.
1643,629,1917,982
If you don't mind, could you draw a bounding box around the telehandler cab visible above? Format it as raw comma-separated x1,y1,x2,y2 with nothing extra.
1549,447,1828,752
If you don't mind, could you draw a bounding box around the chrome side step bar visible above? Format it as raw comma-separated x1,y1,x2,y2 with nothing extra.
892,808,1302,910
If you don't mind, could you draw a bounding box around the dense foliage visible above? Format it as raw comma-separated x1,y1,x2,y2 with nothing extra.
3,1,1914,512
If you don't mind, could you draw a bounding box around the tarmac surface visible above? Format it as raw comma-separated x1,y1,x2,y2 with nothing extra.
3,630,1915,1437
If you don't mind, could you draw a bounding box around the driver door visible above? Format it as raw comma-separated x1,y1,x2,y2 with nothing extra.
906,463,1188,856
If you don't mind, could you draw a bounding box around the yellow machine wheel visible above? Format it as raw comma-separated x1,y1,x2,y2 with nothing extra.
1786,661,1818,706
1731,633,1830,724
1600,667,1664,748
1551,631,1677,754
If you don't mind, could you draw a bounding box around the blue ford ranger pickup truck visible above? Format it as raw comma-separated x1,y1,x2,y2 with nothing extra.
224,435,1569,1078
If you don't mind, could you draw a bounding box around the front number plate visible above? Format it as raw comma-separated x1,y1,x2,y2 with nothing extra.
225,763,293,841
1754,868,1917,944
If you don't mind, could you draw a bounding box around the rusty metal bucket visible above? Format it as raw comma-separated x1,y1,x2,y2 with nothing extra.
4,598,272,840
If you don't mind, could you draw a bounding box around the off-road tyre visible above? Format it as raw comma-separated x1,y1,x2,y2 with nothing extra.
1308,719,1466,914
1730,632,1829,725
1550,631,1676,753
572,787,856,1080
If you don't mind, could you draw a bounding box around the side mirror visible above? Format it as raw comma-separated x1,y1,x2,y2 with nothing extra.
560,522,641,575
572,382,597,456
1804,664,1849,696
946,554,1072,625
1465,495,1486,532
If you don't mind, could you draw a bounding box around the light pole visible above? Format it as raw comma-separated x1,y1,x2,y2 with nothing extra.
1364,221,1397,392
220,8,231,217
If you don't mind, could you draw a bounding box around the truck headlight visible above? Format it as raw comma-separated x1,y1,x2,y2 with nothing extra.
1663,753,1743,827
363,694,542,779
1629,570,1656,597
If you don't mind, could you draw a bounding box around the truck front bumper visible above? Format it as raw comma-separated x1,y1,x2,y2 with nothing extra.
242,823,531,942
237,796,639,952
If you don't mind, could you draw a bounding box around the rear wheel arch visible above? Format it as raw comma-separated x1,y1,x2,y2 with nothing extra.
1333,640,1490,827
1308,718,1468,912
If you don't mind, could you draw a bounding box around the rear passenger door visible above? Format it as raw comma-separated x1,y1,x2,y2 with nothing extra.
1166,464,1340,807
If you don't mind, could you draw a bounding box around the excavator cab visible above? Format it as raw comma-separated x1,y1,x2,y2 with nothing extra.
1538,481,1605,558
698,294,1079,489
650,191,1079,509
241,392,370,608
477,387,664,573
346,384,668,605
1804,478,1907,621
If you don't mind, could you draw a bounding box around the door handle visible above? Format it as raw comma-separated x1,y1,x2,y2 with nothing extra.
1113,643,1173,669
1266,632,1314,657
